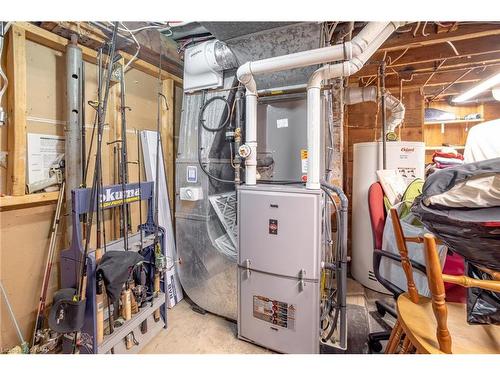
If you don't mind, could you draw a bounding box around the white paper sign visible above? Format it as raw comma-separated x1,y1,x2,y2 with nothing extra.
277,118,289,129
27,133,64,184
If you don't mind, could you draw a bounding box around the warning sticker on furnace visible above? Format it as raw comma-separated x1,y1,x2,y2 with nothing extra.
253,295,296,330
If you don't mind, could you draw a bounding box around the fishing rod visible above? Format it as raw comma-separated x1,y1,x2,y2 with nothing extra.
0,281,29,353
119,63,131,250
32,181,66,348
135,128,144,250
151,46,165,320
72,22,119,354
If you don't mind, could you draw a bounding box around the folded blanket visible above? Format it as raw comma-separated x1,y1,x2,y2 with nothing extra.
434,151,464,160
434,156,465,165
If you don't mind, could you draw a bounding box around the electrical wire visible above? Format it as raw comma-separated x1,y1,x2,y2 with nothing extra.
119,22,141,72
0,22,13,106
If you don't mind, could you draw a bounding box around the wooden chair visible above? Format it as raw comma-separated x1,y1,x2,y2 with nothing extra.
386,207,500,354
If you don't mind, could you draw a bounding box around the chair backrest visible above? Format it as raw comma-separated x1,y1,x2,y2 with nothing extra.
368,182,386,250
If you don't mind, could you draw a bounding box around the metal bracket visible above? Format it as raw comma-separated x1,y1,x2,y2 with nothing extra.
243,259,251,279
298,269,306,292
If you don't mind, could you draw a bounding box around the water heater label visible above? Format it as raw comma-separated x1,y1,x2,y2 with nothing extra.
269,219,278,235
253,295,296,330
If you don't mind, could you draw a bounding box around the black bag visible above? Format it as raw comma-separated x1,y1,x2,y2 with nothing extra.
466,263,500,325
411,157,500,325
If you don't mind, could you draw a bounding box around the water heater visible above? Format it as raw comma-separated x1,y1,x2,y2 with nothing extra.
351,141,425,293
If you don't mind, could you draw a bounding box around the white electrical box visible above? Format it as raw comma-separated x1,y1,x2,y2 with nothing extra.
180,186,204,201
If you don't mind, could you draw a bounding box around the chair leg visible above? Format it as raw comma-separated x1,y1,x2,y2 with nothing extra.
385,319,403,354
400,336,413,354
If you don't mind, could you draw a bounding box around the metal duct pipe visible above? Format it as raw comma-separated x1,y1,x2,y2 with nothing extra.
65,34,83,243
306,22,405,189
344,86,406,135
237,22,394,186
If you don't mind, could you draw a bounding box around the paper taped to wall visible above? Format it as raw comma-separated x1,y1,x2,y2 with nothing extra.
27,133,65,185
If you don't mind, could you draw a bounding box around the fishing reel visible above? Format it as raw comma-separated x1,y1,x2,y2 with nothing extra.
31,329,61,354
154,243,167,272
131,284,148,307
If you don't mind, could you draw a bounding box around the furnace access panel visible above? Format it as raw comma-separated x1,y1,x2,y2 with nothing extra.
237,184,322,354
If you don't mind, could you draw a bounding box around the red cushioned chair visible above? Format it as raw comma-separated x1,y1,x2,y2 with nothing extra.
366,182,427,352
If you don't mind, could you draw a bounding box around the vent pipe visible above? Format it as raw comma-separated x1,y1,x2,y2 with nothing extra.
306,22,405,188
344,86,405,135
65,35,83,243
237,22,399,187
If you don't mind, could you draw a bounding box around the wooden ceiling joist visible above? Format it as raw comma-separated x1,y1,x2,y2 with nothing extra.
379,23,500,53
357,34,500,78
383,64,500,89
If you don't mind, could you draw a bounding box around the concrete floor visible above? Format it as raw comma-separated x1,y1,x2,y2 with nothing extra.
141,278,391,354
141,300,270,354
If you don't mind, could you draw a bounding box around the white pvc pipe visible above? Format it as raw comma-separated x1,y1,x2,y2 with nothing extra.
237,22,394,186
305,22,405,189
245,94,258,185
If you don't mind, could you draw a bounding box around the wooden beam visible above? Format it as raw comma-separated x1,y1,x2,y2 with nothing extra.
6,25,27,196
161,79,175,212
17,22,182,83
384,63,500,89
421,81,484,98
357,47,500,79
357,34,500,78
121,51,182,84
380,23,500,52
0,191,59,210
18,22,98,63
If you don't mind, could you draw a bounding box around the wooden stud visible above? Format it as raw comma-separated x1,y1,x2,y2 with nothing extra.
6,24,27,196
161,79,175,213
423,234,452,354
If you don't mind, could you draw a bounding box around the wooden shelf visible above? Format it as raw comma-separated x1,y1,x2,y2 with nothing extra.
426,145,465,151
424,118,483,125
0,191,59,210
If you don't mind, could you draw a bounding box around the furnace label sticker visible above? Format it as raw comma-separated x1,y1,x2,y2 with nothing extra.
300,149,308,174
277,118,289,129
253,295,296,330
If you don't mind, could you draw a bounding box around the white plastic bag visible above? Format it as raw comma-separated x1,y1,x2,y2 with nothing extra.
380,202,447,297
